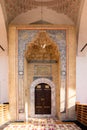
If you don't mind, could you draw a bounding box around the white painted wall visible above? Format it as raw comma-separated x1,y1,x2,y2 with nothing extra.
76,57,87,103
0,4,8,103
0,56,8,103
78,0,87,56
76,0,87,104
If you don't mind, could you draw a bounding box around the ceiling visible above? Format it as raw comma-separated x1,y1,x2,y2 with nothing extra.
2,0,83,25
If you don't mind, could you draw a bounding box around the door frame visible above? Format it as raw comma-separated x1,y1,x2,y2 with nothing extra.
30,78,56,118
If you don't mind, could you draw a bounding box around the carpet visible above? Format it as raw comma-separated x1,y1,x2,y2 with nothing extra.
3,118,81,130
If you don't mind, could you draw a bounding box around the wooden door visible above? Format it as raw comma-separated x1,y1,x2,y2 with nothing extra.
35,83,51,114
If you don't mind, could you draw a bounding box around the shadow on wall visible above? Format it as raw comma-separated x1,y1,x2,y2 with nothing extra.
60,93,76,121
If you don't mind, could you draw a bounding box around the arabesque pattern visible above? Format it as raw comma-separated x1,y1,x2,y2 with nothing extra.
4,0,81,24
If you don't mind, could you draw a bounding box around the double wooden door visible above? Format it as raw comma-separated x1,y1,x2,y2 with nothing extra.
35,83,51,114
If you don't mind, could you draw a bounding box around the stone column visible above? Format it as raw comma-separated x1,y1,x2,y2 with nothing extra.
9,26,18,120
66,26,76,120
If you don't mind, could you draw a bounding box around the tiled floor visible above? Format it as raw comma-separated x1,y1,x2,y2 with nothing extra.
0,119,87,130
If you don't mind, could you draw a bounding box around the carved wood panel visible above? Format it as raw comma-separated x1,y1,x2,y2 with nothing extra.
35,83,51,114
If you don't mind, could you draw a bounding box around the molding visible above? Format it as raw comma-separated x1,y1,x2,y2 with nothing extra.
9,24,75,30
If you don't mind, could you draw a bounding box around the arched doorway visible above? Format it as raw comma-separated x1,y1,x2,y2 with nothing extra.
30,78,56,118
35,83,51,114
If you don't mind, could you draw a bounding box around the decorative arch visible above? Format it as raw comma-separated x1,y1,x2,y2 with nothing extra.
25,31,59,62
30,78,56,117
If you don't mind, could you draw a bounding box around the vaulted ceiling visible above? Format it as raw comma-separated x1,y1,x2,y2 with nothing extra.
1,0,84,25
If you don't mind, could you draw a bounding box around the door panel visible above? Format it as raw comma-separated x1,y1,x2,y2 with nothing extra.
35,83,51,114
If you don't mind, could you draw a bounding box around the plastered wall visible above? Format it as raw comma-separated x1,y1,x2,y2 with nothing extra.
0,4,8,103
76,57,87,103
77,0,87,104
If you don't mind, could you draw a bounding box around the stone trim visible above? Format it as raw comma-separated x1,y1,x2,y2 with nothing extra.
30,78,56,118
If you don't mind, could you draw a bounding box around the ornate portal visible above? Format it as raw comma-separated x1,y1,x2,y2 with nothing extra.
18,30,66,119
9,25,76,121
0,0,80,122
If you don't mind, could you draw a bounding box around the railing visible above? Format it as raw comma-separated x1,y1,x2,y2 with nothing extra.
0,104,10,126
76,102,87,126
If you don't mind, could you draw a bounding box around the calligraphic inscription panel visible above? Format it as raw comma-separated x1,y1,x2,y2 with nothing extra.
34,65,51,76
